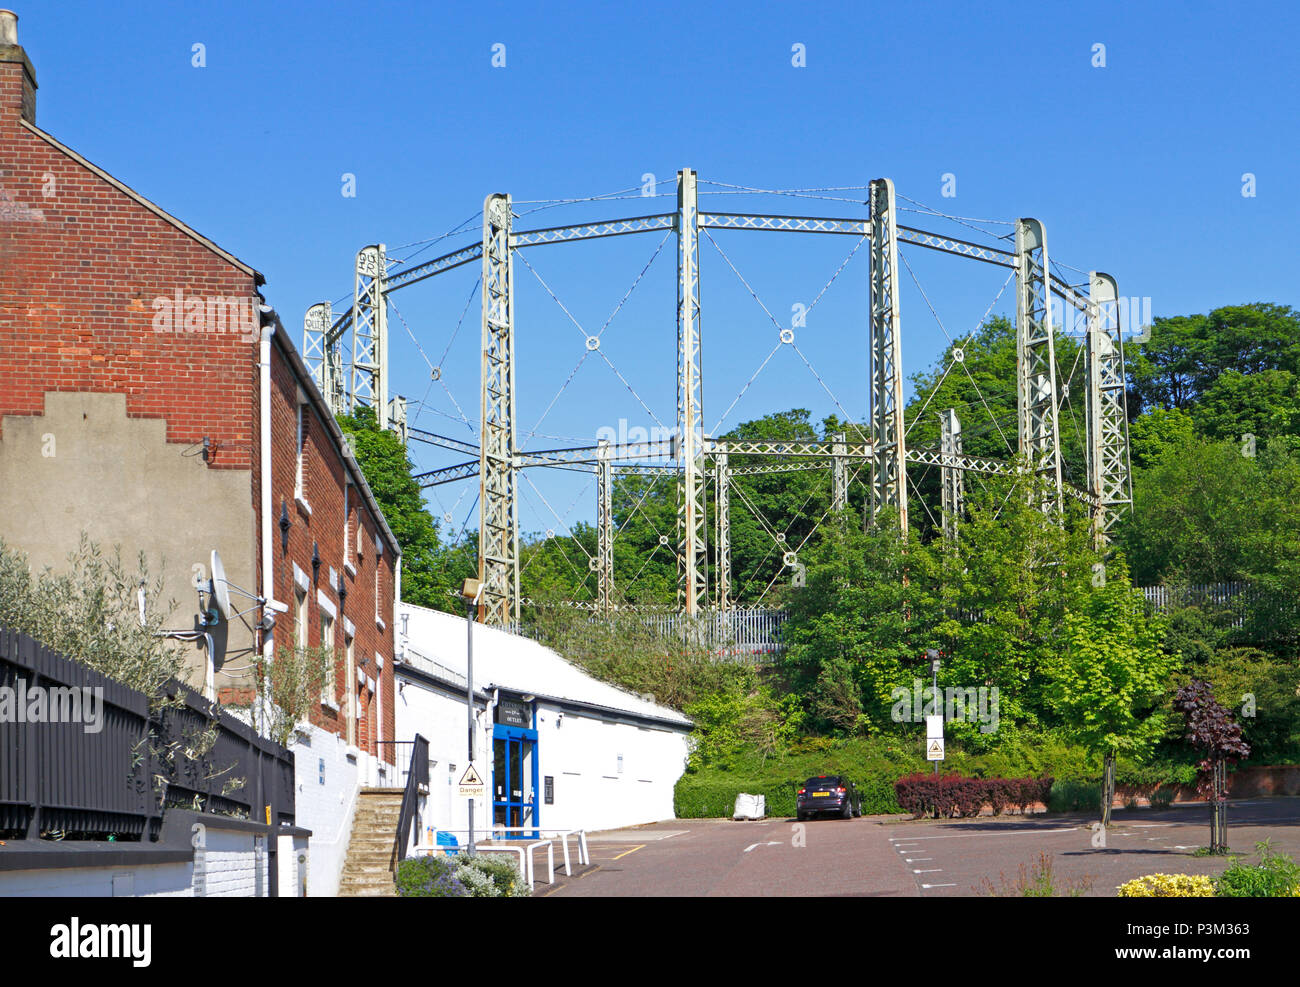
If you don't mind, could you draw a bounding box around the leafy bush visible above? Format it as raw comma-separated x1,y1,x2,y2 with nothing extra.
1149,785,1178,809
1117,874,1215,897
0,535,183,699
395,855,467,897
1048,779,1102,813
456,855,530,898
684,687,805,770
1215,841,1300,897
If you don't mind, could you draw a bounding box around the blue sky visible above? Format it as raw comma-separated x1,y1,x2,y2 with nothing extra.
15,0,1299,536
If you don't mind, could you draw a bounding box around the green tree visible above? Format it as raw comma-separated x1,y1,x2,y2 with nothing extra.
781,508,944,735
1043,559,1173,827
1128,303,1300,417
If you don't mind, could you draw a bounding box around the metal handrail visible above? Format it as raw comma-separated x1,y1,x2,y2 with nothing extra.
391,734,429,868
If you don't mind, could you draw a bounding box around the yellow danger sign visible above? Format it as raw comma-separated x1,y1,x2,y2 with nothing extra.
458,763,486,798
927,739,945,761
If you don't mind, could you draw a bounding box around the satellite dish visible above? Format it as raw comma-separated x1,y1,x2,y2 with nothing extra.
209,549,233,621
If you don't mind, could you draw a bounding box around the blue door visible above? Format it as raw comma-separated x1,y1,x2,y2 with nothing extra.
492,724,539,839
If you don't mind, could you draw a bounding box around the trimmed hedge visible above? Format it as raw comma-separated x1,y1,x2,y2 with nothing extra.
674,775,903,818
894,773,1053,819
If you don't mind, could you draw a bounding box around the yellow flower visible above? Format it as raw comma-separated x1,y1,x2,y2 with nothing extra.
1117,874,1215,897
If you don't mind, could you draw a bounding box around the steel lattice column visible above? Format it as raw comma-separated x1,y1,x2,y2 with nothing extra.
596,440,614,613
676,168,707,616
303,301,344,414
939,408,964,542
389,395,408,447
352,244,389,428
714,452,731,614
479,195,520,626
831,432,848,512
1014,218,1063,511
1085,271,1133,546
869,178,908,533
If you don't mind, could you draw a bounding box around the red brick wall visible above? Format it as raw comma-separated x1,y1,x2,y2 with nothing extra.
1,47,396,760
0,57,260,471
268,337,397,762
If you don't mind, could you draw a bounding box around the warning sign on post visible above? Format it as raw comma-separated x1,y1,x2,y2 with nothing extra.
927,738,945,761
457,763,486,799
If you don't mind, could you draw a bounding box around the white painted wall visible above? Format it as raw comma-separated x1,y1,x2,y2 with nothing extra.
199,828,269,897
534,704,690,832
0,821,302,897
0,863,193,897
394,671,491,845
289,721,391,896
395,671,691,837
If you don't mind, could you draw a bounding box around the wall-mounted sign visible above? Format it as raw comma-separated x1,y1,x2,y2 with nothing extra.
544,775,554,805
498,699,530,728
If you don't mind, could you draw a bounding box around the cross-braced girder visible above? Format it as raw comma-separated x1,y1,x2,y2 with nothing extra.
596,441,614,613
1015,218,1063,512
352,244,389,428
479,195,520,625
869,178,908,532
313,169,1131,621
939,409,964,542
676,169,708,616
1085,271,1133,545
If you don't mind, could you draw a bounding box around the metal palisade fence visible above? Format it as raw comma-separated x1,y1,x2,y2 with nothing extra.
0,627,295,841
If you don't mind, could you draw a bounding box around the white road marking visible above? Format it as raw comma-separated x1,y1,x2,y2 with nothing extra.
913,869,942,873
905,858,932,863
742,841,782,853
921,883,957,888
888,828,1078,841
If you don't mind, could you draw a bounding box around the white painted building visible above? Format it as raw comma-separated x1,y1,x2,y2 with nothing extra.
394,603,692,840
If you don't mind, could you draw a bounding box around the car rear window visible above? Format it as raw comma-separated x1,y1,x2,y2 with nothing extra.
805,777,843,790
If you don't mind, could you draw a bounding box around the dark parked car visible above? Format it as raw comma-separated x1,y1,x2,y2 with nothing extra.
796,775,861,820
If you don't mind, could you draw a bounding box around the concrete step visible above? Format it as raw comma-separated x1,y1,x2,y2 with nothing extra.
340,853,395,868
339,883,397,897
338,873,392,889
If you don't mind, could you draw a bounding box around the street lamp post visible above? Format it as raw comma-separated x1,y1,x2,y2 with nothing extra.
927,649,941,779
460,577,485,856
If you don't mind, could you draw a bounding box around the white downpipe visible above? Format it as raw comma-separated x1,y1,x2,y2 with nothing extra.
259,322,276,735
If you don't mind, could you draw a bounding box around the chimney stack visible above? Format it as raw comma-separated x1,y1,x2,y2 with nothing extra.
0,10,37,124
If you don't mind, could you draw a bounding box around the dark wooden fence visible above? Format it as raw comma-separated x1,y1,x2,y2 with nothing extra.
0,627,295,842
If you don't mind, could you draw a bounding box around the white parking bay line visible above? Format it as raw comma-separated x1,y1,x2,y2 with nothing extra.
892,827,1078,841
921,883,957,889
913,869,942,873
905,858,932,863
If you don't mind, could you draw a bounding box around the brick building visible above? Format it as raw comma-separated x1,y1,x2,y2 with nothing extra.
0,10,398,774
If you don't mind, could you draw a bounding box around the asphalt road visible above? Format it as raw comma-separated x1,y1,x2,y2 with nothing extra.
542,797,1300,897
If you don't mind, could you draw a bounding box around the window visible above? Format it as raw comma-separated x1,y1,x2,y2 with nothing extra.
295,398,311,512
319,611,335,708
294,587,308,650
343,484,355,573
344,635,356,746
374,564,382,627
